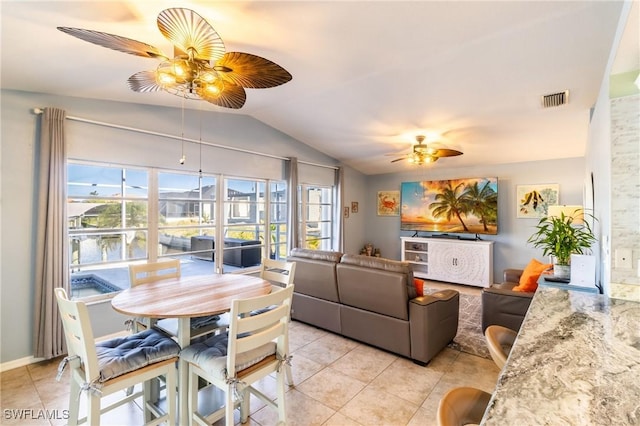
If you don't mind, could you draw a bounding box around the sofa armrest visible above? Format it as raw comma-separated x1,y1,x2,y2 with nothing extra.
503,269,524,284
409,290,459,364
411,289,459,306
481,286,533,333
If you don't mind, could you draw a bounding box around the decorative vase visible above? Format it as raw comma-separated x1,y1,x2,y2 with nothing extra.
365,243,373,256
554,264,571,280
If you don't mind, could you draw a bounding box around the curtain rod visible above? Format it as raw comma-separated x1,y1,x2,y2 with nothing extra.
32,107,338,170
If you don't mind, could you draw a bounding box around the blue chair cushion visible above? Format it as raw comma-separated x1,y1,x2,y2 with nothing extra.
180,333,275,380
96,328,180,382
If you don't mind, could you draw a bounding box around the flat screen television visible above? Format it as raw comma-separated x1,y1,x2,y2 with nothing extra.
401,177,498,235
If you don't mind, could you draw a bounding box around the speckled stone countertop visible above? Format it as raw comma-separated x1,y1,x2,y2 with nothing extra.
481,287,640,425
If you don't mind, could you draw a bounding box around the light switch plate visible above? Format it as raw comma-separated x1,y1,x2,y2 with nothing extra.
615,248,633,269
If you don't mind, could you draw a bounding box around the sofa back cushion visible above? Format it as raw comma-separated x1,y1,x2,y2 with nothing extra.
288,248,342,302
336,255,415,320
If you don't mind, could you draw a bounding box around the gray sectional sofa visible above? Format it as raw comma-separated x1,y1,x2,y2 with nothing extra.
288,248,460,365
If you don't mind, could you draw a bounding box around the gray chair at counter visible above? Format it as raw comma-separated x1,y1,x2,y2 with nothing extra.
437,386,492,426
484,325,518,369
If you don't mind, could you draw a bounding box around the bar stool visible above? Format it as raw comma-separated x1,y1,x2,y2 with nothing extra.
484,325,518,369
437,386,491,426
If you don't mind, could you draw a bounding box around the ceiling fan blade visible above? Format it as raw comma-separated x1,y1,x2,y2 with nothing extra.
390,157,408,163
198,82,246,109
214,52,292,88
127,71,163,93
433,148,463,157
157,8,225,62
57,27,168,59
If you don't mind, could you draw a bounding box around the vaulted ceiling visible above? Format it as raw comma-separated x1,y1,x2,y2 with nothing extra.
2,1,637,175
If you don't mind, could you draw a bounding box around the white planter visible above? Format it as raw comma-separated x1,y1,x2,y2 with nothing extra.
554,264,571,279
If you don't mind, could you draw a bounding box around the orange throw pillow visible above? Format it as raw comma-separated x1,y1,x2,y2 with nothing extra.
414,278,425,297
513,258,552,292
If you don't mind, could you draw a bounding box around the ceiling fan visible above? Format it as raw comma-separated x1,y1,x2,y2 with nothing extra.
390,135,463,165
57,7,292,109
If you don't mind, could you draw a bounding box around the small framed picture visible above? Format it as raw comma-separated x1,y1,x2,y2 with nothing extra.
344,207,350,218
516,184,559,218
377,190,400,216
351,201,359,213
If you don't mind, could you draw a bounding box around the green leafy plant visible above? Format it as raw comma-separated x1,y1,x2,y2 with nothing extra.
527,209,596,266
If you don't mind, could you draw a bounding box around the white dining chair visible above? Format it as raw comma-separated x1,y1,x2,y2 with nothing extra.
54,287,180,426
127,259,181,332
258,257,296,386
180,285,294,426
260,257,296,290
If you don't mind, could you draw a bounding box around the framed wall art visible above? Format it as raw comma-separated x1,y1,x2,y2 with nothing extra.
377,190,400,216
516,183,559,218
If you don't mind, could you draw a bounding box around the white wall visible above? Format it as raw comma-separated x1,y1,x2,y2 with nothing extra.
0,89,366,365
364,158,586,280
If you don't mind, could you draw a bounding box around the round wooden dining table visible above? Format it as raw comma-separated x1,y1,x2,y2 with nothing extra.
111,273,271,425
111,273,271,320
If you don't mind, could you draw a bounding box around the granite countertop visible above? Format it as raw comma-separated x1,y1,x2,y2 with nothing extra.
482,287,640,425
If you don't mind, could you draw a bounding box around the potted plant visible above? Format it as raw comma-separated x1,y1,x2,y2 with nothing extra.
527,208,596,279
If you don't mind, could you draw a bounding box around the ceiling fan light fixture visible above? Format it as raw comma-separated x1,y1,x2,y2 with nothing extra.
57,8,291,109
198,79,225,97
156,56,227,99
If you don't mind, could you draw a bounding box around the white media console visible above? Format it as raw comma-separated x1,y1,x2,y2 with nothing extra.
401,236,494,287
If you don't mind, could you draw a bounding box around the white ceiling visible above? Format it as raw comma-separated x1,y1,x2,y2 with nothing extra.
2,1,637,175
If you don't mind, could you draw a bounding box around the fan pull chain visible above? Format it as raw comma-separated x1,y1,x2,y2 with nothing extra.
179,96,186,165
198,104,203,176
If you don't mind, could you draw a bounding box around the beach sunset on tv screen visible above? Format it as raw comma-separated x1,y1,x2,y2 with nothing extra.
401,177,498,235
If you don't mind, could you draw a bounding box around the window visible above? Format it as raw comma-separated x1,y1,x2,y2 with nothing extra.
158,171,216,263
68,163,148,298
299,184,334,250
67,162,289,298
270,181,288,259
222,178,265,271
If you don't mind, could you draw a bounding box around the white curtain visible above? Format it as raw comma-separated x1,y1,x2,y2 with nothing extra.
33,107,69,359
335,166,345,252
286,157,299,254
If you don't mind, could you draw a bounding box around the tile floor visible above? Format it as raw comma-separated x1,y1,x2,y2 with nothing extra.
0,317,500,426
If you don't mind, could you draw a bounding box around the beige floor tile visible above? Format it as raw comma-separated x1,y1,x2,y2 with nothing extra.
295,366,367,410
1,367,35,399
339,385,419,426
27,356,64,382
370,357,444,406
287,351,325,386
33,374,71,408
407,405,439,426
322,411,364,425
294,333,359,367
288,322,328,352
444,352,500,393
330,344,397,382
251,388,335,426
425,347,461,372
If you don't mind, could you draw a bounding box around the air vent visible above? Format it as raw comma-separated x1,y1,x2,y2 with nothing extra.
541,90,569,108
